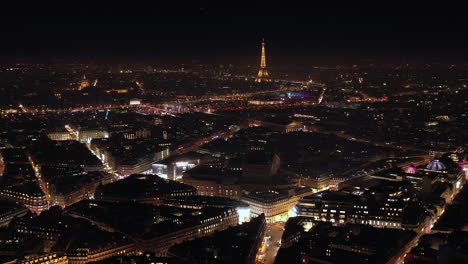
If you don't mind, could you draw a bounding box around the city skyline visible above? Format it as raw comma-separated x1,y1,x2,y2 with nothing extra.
0,5,466,264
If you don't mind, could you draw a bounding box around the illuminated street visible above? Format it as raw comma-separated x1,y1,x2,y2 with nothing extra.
264,223,285,264
256,222,285,264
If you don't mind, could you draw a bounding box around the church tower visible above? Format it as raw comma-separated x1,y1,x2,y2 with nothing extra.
78,74,90,90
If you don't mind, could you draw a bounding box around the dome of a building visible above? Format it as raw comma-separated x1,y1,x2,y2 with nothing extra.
426,160,447,171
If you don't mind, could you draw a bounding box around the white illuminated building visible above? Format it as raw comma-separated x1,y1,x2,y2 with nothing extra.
237,206,251,224
152,160,197,180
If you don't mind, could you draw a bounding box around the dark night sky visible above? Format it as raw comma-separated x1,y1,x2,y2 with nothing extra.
1,4,468,65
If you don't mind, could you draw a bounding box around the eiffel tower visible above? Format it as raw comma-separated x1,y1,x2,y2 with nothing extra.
255,39,271,83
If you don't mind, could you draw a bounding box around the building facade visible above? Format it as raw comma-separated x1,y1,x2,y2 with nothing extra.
0,184,49,214
136,208,239,255
241,188,312,224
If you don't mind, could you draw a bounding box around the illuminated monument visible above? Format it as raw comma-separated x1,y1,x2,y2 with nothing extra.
78,74,90,90
255,39,271,83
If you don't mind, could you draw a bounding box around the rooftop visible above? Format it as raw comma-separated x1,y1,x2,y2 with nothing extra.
242,190,288,203
95,174,196,200
3,182,46,197
426,159,447,171
164,195,249,208
302,190,358,204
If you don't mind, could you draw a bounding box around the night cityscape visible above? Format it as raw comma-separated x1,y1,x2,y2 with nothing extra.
0,6,467,264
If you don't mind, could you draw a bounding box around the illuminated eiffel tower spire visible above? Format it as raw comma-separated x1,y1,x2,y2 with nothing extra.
255,39,271,83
